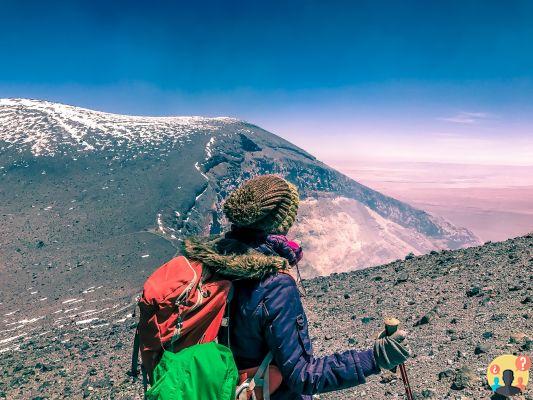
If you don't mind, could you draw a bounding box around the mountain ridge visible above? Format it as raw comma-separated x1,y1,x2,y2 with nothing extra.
0,98,479,280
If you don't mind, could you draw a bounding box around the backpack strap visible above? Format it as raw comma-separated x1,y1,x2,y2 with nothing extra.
218,283,234,349
253,352,273,400
131,328,149,396
141,364,148,394
131,328,140,378
235,352,273,400
225,284,234,349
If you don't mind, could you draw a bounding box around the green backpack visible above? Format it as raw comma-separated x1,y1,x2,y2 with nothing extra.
145,342,238,400
145,342,274,400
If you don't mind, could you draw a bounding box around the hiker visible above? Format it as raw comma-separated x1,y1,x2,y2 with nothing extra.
182,175,410,399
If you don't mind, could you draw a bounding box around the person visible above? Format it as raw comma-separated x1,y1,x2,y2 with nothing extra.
183,175,410,399
495,370,522,396
491,376,501,392
516,377,526,392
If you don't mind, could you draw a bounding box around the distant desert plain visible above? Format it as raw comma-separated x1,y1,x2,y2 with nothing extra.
334,161,533,243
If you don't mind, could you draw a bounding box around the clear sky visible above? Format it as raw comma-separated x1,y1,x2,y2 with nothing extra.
1,0,532,165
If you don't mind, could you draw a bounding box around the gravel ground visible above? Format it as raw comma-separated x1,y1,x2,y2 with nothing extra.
1,234,531,399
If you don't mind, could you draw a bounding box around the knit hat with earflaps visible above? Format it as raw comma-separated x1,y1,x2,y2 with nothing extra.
223,175,299,234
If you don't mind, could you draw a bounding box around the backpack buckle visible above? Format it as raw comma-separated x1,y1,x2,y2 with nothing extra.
170,317,184,345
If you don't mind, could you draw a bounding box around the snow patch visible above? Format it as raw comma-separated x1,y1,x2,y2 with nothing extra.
205,136,215,159
75,318,99,325
0,98,238,157
156,213,165,233
5,316,44,326
114,313,133,323
0,334,26,345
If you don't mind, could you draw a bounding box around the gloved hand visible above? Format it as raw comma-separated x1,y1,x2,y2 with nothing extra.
373,329,410,371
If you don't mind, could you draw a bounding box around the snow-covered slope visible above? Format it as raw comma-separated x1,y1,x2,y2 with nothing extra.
0,98,482,357
0,98,236,156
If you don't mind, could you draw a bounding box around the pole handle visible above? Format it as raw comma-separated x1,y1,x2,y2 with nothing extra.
384,317,400,336
384,318,413,400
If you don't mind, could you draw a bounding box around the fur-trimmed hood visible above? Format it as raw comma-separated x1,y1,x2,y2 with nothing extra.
181,235,290,280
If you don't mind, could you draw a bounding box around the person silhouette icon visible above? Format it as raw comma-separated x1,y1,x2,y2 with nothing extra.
495,369,522,396
491,376,501,392
516,377,526,392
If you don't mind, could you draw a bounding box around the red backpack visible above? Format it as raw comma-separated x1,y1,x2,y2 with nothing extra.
130,256,232,388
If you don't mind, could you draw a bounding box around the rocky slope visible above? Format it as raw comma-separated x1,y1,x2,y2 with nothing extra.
0,234,530,399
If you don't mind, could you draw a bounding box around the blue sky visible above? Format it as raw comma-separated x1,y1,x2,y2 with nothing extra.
1,0,532,165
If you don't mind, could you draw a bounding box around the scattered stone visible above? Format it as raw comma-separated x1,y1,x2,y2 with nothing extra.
361,317,375,324
490,314,506,322
466,286,481,297
395,273,409,284
420,388,436,398
509,332,527,344
13,364,24,373
438,369,455,380
379,371,396,383
521,338,532,351
414,307,439,327
481,286,495,294
474,344,488,355
450,366,476,390
79,342,90,351
35,363,54,372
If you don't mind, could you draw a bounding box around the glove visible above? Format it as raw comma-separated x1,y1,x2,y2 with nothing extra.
263,235,303,266
373,329,410,370
286,240,303,264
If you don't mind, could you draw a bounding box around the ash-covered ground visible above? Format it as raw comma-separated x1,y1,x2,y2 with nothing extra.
1,234,531,399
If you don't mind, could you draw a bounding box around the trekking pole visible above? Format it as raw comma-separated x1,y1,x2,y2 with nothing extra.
384,318,414,400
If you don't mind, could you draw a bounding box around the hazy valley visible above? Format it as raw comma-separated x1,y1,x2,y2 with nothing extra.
335,161,533,243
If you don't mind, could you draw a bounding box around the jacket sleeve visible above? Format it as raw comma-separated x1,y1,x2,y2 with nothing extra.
262,274,380,395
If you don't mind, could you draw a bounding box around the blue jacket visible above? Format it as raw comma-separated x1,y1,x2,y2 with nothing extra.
230,273,380,399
